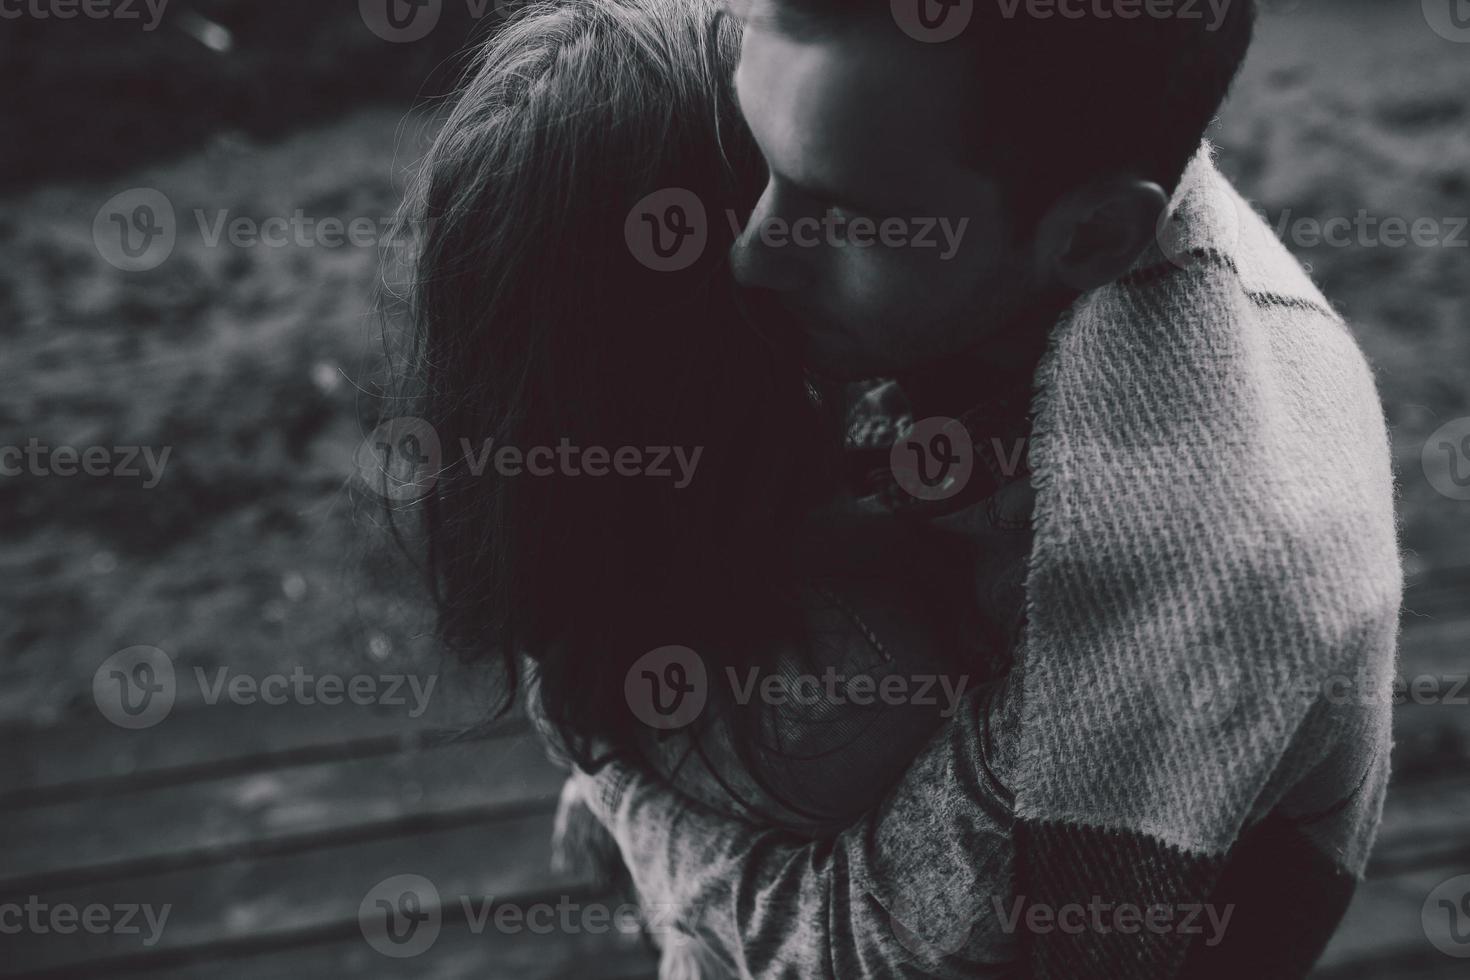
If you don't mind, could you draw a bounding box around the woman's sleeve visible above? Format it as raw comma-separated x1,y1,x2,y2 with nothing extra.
574,681,1022,979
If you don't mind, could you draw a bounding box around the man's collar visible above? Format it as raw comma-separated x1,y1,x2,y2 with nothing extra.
843,374,1034,522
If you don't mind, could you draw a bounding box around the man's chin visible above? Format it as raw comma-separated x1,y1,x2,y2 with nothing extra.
798,339,882,384
800,328,929,384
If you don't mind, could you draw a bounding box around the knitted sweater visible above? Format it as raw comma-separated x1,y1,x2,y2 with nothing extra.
574,149,1402,979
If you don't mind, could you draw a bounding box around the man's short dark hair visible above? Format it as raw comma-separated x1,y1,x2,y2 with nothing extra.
756,0,1257,224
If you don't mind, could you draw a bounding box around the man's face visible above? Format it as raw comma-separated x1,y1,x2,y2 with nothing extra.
729,3,1038,381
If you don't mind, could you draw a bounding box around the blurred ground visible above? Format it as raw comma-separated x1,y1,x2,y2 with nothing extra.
0,0,498,186
1214,0,1470,586
2,0,1465,722
0,0,1466,976
0,106,452,723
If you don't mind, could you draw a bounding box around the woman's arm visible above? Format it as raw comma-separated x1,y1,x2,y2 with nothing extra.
575,677,1022,979
636,582,989,838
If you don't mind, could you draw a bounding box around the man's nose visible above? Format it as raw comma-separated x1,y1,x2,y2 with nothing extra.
729,181,814,293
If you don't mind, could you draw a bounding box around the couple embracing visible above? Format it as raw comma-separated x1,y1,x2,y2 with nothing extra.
389,1,1401,977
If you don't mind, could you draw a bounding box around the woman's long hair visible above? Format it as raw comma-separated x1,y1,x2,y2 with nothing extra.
385,0,841,768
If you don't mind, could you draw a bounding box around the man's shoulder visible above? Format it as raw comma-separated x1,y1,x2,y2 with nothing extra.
1032,156,1402,654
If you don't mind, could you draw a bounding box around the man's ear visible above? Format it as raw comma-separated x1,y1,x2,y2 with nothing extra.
1030,177,1169,293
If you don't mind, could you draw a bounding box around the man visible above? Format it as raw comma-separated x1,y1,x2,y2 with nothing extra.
573,1,1402,977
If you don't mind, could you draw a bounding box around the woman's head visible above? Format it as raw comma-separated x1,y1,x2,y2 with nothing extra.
391,0,837,761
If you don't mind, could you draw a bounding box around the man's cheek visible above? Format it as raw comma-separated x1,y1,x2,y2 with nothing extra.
832,251,902,310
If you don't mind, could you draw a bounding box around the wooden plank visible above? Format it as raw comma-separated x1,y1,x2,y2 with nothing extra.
1311,773,1470,975
13,771,1455,978
1398,614,1470,681
1392,700,1470,783
0,811,591,976
1313,866,1470,975
1391,561,1470,779
1369,776,1470,876
132,915,658,980
1386,561,1468,780
0,694,523,806
1402,566,1470,622
1393,562,1465,683
0,735,565,889
1312,947,1470,980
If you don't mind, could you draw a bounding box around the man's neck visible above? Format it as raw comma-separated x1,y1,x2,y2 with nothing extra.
896,292,1073,422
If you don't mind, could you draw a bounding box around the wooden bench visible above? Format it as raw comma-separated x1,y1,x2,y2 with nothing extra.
1,567,1465,977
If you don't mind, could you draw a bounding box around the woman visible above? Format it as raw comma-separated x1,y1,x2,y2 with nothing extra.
385,0,1024,970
